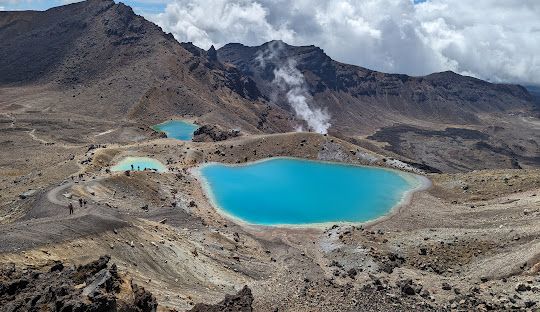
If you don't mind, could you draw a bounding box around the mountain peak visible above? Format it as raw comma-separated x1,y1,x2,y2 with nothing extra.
207,45,218,61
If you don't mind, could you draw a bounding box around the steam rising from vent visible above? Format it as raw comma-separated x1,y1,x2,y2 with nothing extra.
273,60,331,134
256,41,331,134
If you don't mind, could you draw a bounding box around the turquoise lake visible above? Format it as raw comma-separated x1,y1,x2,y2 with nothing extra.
152,120,199,141
111,157,167,172
200,158,420,226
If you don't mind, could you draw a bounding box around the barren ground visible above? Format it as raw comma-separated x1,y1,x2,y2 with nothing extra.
1,105,539,311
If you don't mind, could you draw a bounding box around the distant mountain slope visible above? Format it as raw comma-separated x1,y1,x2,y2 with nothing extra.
0,1,537,172
0,0,292,133
218,41,534,134
526,86,540,116
1,1,534,135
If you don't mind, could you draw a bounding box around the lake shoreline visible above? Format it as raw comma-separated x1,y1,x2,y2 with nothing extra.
192,157,431,230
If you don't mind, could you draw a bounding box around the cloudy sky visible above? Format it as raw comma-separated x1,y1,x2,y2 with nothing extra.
1,0,539,86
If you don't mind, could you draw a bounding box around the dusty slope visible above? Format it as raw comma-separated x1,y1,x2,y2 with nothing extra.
0,0,293,133
217,40,534,132
0,132,538,311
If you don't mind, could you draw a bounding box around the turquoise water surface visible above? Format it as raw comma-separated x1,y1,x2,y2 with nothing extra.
111,157,167,172
200,158,419,226
152,120,199,141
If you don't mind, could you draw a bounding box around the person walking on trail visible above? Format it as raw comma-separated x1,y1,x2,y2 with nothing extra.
68,202,74,215
78,198,83,207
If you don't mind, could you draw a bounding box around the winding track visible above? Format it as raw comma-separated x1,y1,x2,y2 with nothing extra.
0,179,128,253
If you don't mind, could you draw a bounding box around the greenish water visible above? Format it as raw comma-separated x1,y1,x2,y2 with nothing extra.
111,157,167,172
152,120,199,141
200,158,420,226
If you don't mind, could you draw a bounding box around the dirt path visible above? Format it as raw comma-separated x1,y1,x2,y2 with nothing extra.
46,181,75,206
27,128,50,144
94,128,117,137
0,178,128,253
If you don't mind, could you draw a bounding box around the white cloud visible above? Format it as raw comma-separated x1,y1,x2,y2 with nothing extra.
148,0,540,86
150,0,294,49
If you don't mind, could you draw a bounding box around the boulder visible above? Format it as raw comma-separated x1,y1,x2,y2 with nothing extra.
189,286,253,312
18,190,37,199
515,283,530,292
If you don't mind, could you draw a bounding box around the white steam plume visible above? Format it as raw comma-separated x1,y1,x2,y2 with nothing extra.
256,41,331,134
273,59,331,134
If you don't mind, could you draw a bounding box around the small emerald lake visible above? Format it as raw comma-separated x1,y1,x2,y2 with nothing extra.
199,158,424,226
152,120,199,141
111,157,167,172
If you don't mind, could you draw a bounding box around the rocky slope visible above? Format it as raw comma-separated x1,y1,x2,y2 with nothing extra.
217,40,534,134
0,255,157,311
1,0,538,172
216,41,539,171
0,0,292,133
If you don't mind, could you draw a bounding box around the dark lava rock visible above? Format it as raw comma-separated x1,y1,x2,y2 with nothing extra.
442,282,452,290
525,300,536,308
401,284,416,296
129,281,158,312
0,256,158,312
50,260,64,272
189,285,253,312
515,283,530,292
192,124,240,142
379,252,405,274
397,279,421,296
347,268,357,279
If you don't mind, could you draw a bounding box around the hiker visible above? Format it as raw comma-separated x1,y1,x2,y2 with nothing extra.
131,164,134,170
68,202,74,215
78,198,83,207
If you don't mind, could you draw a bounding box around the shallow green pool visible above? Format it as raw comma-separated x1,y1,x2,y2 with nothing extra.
111,157,167,172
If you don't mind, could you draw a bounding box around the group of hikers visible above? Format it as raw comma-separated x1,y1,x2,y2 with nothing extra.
67,198,87,215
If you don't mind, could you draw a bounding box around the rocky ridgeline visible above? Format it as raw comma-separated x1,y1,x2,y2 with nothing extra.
0,255,255,312
321,225,539,311
187,286,253,312
0,255,157,312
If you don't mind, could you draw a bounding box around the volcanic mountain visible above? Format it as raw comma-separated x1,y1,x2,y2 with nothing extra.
216,42,538,171
1,0,538,171
217,41,534,133
0,0,292,133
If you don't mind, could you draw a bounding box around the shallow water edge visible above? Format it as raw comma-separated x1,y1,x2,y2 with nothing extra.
192,157,431,229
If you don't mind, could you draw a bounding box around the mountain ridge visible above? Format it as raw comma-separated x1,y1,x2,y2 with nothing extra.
217,40,533,134
0,0,293,133
1,0,538,171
